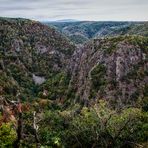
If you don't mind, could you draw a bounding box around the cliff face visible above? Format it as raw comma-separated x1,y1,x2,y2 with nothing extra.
70,36,148,106
0,18,148,106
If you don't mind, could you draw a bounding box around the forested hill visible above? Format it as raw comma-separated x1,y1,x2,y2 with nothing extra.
0,17,148,147
0,17,75,101
46,21,148,44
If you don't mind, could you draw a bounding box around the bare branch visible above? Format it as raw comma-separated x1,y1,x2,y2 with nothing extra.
33,111,40,148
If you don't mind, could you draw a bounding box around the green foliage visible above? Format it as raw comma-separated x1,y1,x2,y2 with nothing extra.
7,64,33,89
0,123,17,148
0,17,75,101
141,84,148,112
0,71,19,100
69,34,88,44
33,100,148,148
90,64,107,90
40,72,70,100
0,100,147,147
1,18,148,148
90,64,107,98
38,110,65,147
47,21,148,44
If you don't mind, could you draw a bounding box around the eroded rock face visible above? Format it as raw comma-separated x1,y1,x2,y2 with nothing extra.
11,39,23,52
33,74,45,85
1,18,148,106
115,43,142,81
36,44,48,54
70,36,148,105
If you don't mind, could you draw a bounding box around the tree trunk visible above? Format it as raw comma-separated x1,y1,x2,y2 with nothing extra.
13,112,23,148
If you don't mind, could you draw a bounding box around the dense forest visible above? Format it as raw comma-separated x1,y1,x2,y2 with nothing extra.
0,17,148,147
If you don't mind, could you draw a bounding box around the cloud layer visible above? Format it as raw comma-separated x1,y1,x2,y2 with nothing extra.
0,0,148,21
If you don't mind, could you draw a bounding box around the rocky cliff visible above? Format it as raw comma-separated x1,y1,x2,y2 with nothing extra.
70,36,148,106
0,18,148,107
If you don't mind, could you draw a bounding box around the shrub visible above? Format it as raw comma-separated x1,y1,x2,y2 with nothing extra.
0,123,17,147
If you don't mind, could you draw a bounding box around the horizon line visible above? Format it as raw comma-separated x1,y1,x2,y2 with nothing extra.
0,16,148,22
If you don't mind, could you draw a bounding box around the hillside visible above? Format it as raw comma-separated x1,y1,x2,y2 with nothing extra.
46,21,148,44
0,18,148,147
70,36,148,107
0,17,75,101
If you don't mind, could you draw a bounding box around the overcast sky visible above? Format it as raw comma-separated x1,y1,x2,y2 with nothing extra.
0,0,148,21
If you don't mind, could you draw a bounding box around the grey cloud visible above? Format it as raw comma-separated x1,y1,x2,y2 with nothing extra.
0,0,148,21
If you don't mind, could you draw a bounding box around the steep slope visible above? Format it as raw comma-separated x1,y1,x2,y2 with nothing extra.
0,18,148,107
127,22,148,36
0,18,148,147
0,17,75,100
96,22,148,38
70,36,148,106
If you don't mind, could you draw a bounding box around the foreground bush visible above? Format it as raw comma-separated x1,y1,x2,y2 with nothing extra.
0,123,17,147
37,100,148,148
0,100,147,147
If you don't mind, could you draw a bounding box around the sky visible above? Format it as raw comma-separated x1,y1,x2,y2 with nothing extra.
0,0,148,21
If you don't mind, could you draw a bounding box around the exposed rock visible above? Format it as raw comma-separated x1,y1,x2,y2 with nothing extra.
36,44,48,54
0,17,147,106
0,18,75,99
11,39,23,52
33,74,46,85
70,36,148,105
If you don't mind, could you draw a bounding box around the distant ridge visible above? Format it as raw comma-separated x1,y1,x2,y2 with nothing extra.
45,21,148,44
51,19,79,22
42,19,79,23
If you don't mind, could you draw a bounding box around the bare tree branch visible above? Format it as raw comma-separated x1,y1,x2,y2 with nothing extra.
33,111,40,148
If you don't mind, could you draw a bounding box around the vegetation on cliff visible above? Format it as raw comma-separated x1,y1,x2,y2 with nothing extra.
0,18,148,147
